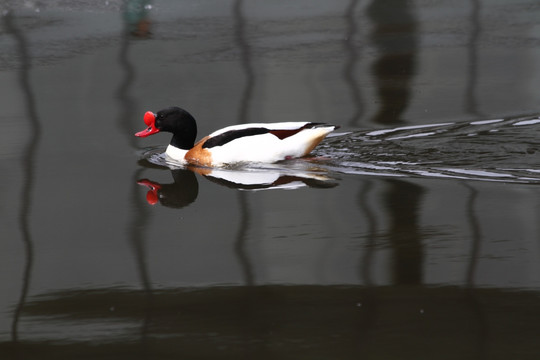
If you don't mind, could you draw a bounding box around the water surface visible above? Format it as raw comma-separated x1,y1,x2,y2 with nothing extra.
1,1,540,359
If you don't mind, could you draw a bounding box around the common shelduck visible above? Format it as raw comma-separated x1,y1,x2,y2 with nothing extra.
135,107,339,167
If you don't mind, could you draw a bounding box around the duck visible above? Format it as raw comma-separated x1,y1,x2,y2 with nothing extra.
135,106,339,167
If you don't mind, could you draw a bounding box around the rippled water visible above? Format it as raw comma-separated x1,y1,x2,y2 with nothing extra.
325,115,540,182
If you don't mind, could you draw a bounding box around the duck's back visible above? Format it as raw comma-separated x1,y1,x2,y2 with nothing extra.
186,122,337,166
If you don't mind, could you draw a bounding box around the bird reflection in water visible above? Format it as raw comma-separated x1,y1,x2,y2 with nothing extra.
137,169,198,208
136,161,338,207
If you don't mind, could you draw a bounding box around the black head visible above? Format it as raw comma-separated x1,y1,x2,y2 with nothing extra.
135,106,198,150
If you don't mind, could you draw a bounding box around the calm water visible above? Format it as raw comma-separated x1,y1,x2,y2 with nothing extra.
2,0,540,359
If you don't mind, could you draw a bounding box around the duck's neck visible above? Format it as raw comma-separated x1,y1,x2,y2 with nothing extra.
167,133,194,162
170,133,195,151
166,144,189,162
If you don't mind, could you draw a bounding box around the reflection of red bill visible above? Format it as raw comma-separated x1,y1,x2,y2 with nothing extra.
135,112,159,137
137,179,162,205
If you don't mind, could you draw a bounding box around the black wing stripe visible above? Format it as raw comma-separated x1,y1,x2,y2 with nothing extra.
201,123,338,149
202,127,270,149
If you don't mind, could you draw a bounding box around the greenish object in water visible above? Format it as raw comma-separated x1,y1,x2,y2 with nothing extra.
123,0,152,36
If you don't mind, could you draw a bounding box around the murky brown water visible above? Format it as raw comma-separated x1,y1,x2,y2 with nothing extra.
2,0,540,359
